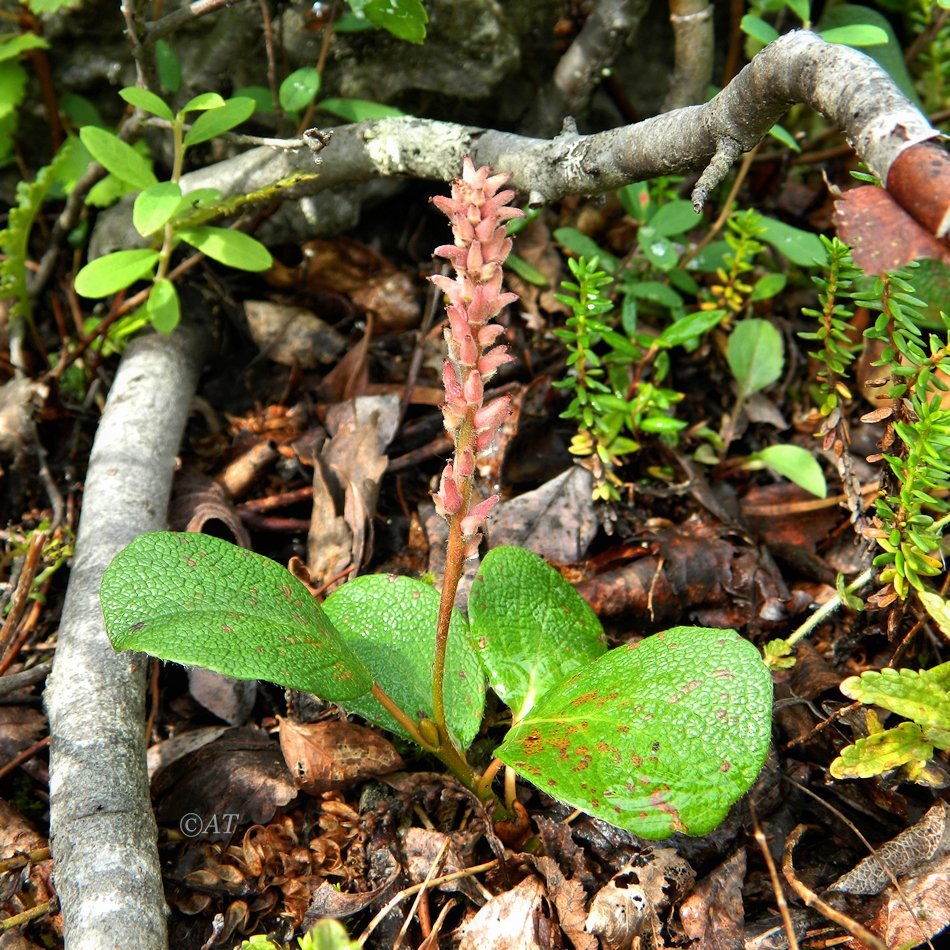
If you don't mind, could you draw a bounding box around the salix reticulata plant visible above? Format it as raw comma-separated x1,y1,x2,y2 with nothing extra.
100,161,773,839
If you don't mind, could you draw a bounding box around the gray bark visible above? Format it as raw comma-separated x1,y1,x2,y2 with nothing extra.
91,30,935,253
45,325,206,950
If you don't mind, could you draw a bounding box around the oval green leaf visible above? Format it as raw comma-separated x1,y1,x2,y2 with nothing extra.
361,0,428,44
101,532,373,702
183,96,255,147
323,574,485,749
119,87,173,121
638,226,679,270
181,92,226,114
727,318,784,399
318,97,404,121
758,216,825,267
133,180,182,236
469,547,606,723
647,200,703,238
147,278,180,334
177,226,272,271
659,308,727,348
496,627,773,839
279,67,322,113
74,248,160,298
79,125,157,190
752,444,826,498
819,25,888,49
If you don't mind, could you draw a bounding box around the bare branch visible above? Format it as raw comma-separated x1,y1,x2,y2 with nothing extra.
662,0,714,113
45,325,207,950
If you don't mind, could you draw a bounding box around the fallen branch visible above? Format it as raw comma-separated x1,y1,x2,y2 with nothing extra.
44,325,206,950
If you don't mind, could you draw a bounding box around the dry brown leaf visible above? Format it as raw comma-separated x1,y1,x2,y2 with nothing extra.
489,466,598,563
458,875,553,950
244,300,346,368
277,718,404,794
679,849,746,950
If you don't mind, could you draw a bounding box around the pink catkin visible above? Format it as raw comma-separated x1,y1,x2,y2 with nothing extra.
429,157,523,551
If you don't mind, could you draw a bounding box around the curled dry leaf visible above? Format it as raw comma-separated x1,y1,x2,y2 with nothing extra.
277,717,404,794
458,875,551,950
679,849,746,950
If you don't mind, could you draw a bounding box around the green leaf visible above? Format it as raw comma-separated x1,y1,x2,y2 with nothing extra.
496,627,773,839
647,200,702,238
626,281,683,311
119,87,173,121
758,216,825,267
751,445,827,497
133,181,182,236
740,14,779,45
817,4,921,107
183,96,255,146
177,226,272,271
917,589,950,641
279,67,321,113
299,919,361,950
768,123,801,153
784,0,810,22
829,722,933,779
155,40,181,93
750,272,787,301
506,253,549,287
359,0,427,44
0,32,49,63
317,97,404,121
637,226,679,270
468,547,606,723
181,92,226,114
322,575,485,749
840,663,950,744
74,248,159,297
658,308,727,348
618,181,651,222
78,126,157,190
686,240,729,273
101,532,373,702
233,85,276,115
820,24,887,46
147,278,180,334
727,318,784,399
553,227,620,273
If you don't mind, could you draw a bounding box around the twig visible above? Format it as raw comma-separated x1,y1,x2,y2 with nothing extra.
143,0,250,45
782,825,888,950
785,568,873,648
750,799,799,950
0,735,50,782
662,0,714,112
358,859,499,945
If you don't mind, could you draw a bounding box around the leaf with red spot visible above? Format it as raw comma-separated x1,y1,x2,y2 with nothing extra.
494,627,773,839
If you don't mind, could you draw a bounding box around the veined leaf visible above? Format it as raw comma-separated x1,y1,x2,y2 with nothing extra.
469,546,606,723
496,627,773,838
101,532,373,702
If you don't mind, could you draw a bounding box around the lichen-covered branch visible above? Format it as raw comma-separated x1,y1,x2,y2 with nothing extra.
45,326,206,950
88,31,945,266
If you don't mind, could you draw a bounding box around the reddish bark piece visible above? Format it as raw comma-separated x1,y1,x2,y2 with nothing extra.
277,717,404,794
169,469,252,549
833,186,950,276
887,142,950,241
679,849,746,950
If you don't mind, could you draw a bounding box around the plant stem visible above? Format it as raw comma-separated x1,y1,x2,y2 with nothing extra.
432,515,465,735
786,567,873,647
